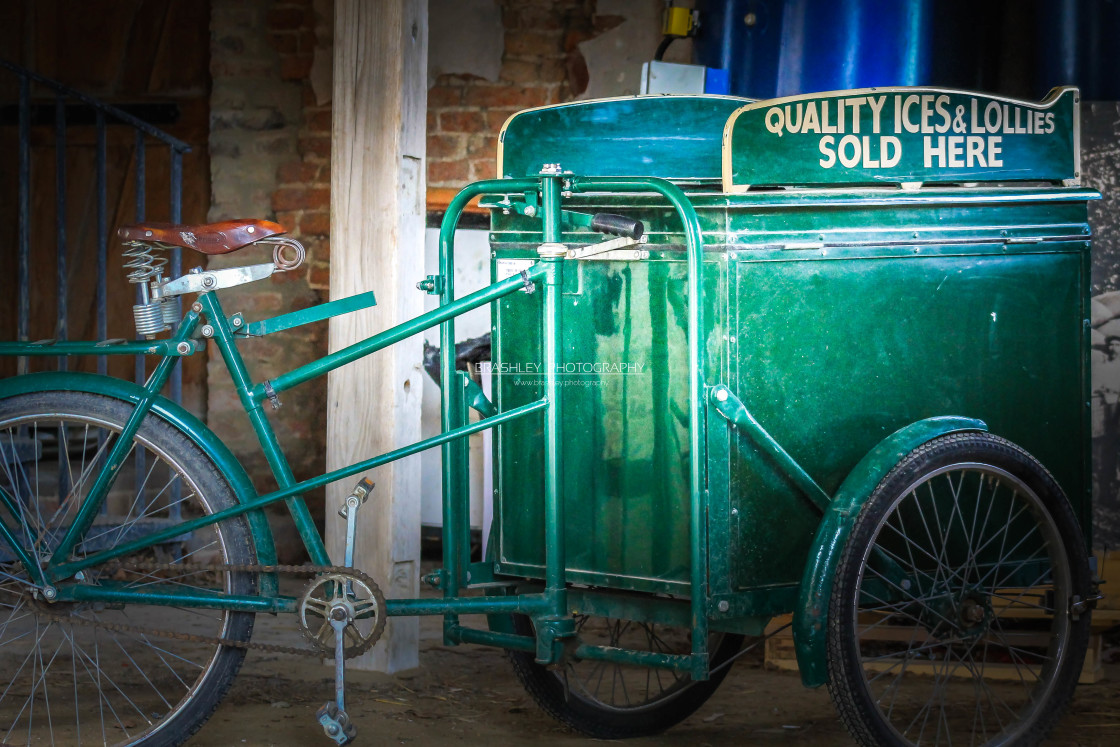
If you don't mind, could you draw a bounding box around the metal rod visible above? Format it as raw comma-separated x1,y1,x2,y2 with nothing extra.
47,350,184,567
385,593,550,617
568,175,710,677
169,148,183,412
446,625,536,652
539,175,567,614
17,75,30,376
0,510,48,587
96,111,107,375
134,130,148,514
55,94,67,372
710,386,831,511
49,397,549,579
434,178,537,638
261,265,545,399
0,58,191,151
60,585,289,613
0,340,195,357
200,293,330,566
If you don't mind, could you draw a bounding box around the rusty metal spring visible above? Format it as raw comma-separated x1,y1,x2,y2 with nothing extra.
121,240,168,284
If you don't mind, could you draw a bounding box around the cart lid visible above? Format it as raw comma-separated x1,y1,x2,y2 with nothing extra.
722,87,1080,191
497,95,753,183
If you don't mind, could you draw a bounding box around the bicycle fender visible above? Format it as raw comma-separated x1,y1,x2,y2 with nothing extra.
0,372,281,591
792,415,988,688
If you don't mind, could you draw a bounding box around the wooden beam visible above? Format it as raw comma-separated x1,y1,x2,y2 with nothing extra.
426,187,488,215
327,0,427,673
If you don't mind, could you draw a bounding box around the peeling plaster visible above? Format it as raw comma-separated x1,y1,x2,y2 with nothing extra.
428,0,503,87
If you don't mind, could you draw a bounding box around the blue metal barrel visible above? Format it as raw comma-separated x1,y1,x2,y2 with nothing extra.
694,0,934,98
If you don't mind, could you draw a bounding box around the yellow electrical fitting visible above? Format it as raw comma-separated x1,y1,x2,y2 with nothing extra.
662,6,695,37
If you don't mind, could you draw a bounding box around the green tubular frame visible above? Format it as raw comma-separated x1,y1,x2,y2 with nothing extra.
0,171,971,682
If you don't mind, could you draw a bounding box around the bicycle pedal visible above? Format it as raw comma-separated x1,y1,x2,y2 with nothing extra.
316,701,357,745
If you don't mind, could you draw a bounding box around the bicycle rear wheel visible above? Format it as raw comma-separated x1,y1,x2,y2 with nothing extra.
0,391,258,746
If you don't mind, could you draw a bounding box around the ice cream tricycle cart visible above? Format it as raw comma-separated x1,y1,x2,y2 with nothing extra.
0,86,1101,746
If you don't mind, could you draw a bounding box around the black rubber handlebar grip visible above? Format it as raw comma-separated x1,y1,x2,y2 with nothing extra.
590,213,644,240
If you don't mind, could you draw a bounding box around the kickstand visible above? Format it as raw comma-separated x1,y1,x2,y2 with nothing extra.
317,611,356,745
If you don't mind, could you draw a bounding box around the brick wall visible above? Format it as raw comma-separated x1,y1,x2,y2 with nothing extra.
426,1,621,190
209,0,331,559
206,0,622,559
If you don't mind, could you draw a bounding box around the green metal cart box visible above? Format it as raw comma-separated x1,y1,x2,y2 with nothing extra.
481,87,1099,741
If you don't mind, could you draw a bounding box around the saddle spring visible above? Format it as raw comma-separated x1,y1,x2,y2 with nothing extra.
122,241,178,338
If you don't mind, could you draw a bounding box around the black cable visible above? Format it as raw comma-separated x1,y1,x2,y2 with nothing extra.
654,35,675,61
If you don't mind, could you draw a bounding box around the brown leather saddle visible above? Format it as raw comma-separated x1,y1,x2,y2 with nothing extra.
117,219,286,255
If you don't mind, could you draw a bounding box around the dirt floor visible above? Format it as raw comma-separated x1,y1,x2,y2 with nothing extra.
190,588,1120,747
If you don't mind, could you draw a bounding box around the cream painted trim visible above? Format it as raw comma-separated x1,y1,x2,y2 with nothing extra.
720,86,1080,193
495,93,754,179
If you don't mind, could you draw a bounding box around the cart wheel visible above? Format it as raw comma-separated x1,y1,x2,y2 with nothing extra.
826,432,1091,747
508,614,742,738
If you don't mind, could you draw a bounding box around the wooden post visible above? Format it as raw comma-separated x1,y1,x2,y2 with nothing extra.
327,0,427,672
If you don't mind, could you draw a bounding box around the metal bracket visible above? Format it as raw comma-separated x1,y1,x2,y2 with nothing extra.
567,234,650,261
519,269,537,294
416,274,444,295
158,262,276,298
263,380,282,410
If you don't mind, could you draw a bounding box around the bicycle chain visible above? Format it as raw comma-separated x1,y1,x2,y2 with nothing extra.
31,563,385,659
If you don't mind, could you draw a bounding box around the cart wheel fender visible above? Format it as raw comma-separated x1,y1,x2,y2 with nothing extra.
0,371,281,579
791,415,987,689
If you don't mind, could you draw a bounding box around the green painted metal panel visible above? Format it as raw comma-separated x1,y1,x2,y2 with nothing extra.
727,246,1088,593
493,256,726,596
725,87,1080,189
498,95,753,182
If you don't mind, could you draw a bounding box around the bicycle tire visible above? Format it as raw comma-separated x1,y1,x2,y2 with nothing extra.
0,390,258,746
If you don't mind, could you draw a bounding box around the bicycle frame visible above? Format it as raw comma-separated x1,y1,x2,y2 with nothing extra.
0,172,780,678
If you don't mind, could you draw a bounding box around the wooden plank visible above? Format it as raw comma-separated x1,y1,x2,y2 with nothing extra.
326,0,427,673
426,187,487,215
763,613,1107,684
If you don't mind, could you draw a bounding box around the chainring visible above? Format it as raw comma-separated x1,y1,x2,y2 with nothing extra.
298,571,388,658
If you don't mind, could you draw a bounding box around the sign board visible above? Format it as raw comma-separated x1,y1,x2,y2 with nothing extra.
722,87,1080,190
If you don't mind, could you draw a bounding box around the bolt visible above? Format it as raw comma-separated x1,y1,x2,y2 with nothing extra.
541,163,562,175
74,571,85,581
42,587,57,602
232,317,243,327
327,724,339,736
191,302,203,313
176,341,192,355
330,606,349,622
202,275,216,288
901,579,911,590
201,325,215,338
731,508,739,516
523,204,537,217
744,12,758,26
717,600,730,613
189,266,202,274
715,388,729,402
